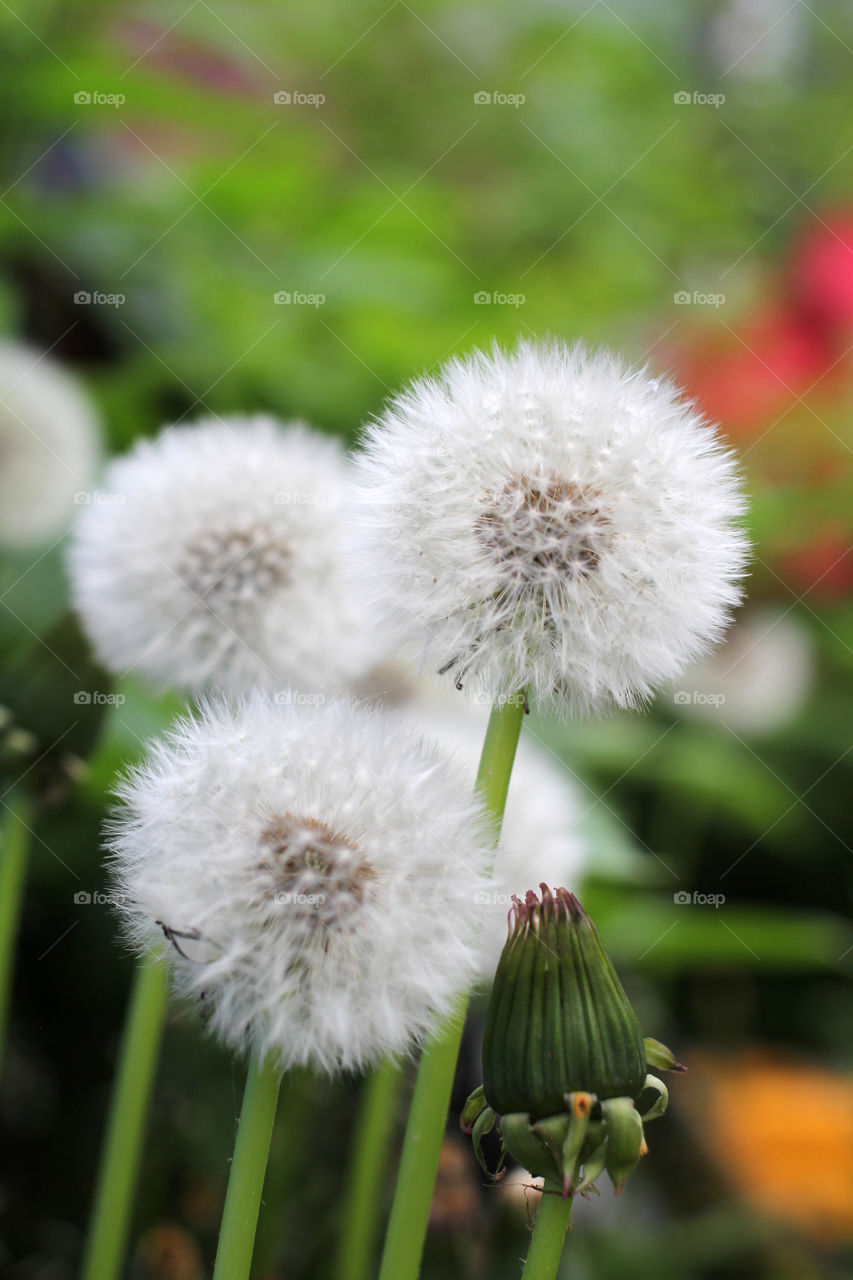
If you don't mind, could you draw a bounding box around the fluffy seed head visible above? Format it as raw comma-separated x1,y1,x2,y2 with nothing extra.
109,692,494,1072
0,343,100,547
351,339,749,716
67,416,371,695
673,606,814,734
383,684,588,968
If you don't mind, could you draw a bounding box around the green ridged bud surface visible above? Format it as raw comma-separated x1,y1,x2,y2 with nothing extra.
483,886,647,1117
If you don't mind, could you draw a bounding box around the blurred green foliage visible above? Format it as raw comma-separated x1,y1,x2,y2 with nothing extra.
2,2,853,1278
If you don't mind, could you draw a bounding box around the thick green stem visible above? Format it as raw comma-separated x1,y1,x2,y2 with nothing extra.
212,1052,282,1280
81,954,169,1280
377,692,525,1280
0,790,31,1075
335,1059,403,1280
521,1183,573,1279
251,1066,314,1276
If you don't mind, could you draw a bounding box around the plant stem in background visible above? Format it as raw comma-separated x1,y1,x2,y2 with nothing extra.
212,1052,282,1280
0,789,31,1076
377,692,525,1280
335,1058,403,1280
521,1184,573,1279
81,953,169,1280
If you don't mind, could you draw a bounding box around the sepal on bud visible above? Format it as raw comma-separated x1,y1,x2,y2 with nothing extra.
643,1036,686,1073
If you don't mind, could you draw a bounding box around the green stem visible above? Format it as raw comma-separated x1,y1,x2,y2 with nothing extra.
0,790,31,1076
251,1066,314,1276
81,953,169,1280
378,692,526,1280
521,1183,573,1279
335,1059,403,1280
212,1052,282,1280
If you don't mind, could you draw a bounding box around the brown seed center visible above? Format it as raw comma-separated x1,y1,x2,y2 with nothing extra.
178,522,291,606
258,812,374,923
476,474,610,584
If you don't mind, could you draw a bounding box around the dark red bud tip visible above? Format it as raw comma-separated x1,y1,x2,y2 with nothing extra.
508,885,587,934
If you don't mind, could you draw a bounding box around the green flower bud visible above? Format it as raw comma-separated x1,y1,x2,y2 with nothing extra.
482,886,647,1117
463,886,683,1199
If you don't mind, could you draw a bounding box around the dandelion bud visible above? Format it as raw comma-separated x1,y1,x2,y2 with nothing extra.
463,886,680,1198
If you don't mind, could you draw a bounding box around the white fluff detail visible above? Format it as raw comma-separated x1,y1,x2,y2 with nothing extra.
0,342,99,547
68,415,371,695
351,339,749,717
109,692,494,1073
673,606,814,734
385,689,589,970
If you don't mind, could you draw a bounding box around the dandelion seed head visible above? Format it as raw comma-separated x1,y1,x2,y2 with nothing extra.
0,342,100,547
68,416,371,696
351,339,749,716
109,692,494,1072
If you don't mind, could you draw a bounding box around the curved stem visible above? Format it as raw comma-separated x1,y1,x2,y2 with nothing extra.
212,1052,282,1280
0,790,31,1076
378,692,525,1280
521,1183,573,1279
334,1059,403,1280
81,953,169,1280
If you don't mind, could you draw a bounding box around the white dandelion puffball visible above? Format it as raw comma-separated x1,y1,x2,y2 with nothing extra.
352,340,749,717
68,416,371,695
109,692,494,1072
0,342,99,547
386,688,588,968
673,606,814,734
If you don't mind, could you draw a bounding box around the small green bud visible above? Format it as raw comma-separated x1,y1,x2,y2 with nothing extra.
482,886,647,1117
463,886,681,1200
